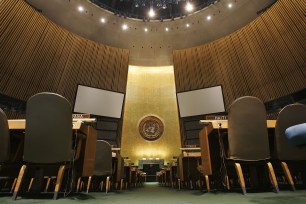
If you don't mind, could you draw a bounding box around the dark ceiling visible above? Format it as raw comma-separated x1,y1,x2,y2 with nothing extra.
90,0,217,20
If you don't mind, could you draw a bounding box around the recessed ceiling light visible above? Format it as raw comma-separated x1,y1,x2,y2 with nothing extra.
165,27,169,32
122,24,128,30
206,15,211,20
144,28,148,32
78,6,84,12
100,18,105,23
228,3,233,8
185,2,194,12
148,8,155,18
186,23,190,27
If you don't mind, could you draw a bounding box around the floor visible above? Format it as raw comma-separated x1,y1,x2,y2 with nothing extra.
1,182,306,204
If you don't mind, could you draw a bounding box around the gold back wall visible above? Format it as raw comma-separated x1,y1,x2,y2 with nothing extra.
121,66,181,165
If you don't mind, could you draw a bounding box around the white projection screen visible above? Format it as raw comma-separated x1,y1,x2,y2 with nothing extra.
74,85,124,118
177,86,225,117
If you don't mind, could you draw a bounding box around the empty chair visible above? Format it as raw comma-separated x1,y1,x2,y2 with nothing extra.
124,165,131,189
85,140,112,193
0,108,24,193
273,104,306,190
178,154,201,190
0,108,10,169
113,155,125,190
170,163,178,188
12,92,73,200
130,166,138,187
223,96,278,194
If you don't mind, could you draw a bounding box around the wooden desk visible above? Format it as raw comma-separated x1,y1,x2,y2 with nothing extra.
199,120,276,129
180,147,201,151
198,120,276,176
7,119,97,177
8,119,96,130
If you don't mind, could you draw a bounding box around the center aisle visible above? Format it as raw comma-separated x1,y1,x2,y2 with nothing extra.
1,182,306,204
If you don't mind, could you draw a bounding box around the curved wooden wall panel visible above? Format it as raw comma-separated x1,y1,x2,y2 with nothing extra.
173,0,306,109
0,0,129,107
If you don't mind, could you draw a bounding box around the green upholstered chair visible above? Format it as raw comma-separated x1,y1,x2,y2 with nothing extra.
0,108,24,193
224,96,278,194
12,92,73,200
0,108,10,165
273,104,306,191
85,140,112,193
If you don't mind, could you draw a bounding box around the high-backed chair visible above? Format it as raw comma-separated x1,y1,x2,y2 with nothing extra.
178,154,201,190
0,108,14,191
224,96,278,194
113,155,125,190
0,108,10,168
12,92,73,200
0,108,24,193
130,166,138,187
85,140,112,193
170,163,178,188
124,165,131,189
273,104,306,190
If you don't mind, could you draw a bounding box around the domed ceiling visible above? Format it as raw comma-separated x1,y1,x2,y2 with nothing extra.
90,0,217,20
25,0,276,66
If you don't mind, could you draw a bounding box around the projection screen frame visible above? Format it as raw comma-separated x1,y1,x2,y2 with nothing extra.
73,84,125,119
176,85,226,118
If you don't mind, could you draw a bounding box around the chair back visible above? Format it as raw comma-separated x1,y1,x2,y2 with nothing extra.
182,157,200,181
119,156,125,180
24,92,72,163
0,108,10,162
228,96,270,161
274,104,306,160
94,140,112,176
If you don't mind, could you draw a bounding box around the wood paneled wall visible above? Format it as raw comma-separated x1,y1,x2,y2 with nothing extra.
0,0,129,114
173,0,306,110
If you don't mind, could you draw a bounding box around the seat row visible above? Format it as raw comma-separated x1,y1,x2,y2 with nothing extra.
0,92,144,200
158,96,306,194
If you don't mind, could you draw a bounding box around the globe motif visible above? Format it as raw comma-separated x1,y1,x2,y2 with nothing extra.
138,115,164,141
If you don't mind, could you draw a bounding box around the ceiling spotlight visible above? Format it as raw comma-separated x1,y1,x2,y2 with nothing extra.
122,24,128,30
144,28,148,32
228,3,233,8
206,15,211,20
100,18,105,23
186,23,190,27
185,2,194,12
165,27,169,32
78,6,84,12
148,7,155,18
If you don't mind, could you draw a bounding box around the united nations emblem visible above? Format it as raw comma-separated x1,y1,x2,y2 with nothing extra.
138,115,164,141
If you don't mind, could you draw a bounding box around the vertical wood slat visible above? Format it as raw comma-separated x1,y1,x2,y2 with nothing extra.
173,0,306,109
0,0,129,107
